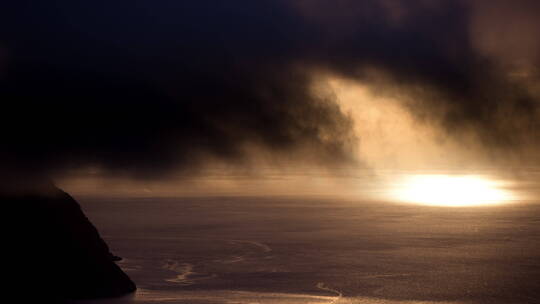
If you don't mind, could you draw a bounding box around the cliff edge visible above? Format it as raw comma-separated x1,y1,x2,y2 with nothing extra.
5,182,136,302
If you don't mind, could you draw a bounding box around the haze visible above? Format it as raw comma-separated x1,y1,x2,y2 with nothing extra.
2,1,540,303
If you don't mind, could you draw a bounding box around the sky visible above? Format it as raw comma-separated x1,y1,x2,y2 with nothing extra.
1,1,540,181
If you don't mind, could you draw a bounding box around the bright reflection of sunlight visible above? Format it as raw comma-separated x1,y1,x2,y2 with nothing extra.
392,174,513,207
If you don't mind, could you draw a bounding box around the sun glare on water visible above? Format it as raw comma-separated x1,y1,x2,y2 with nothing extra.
392,174,513,207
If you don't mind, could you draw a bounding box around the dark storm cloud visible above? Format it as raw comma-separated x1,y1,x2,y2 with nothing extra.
0,1,357,176
1,1,539,176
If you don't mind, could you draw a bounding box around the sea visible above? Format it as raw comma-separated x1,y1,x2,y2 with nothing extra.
73,169,540,304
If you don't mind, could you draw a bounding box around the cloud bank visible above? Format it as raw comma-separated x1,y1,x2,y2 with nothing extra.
1,1,539,177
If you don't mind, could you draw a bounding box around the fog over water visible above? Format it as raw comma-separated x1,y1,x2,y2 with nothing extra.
4,2,540,303
70,169,540,304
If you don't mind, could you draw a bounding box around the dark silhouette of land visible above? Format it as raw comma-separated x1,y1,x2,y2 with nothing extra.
5,180,136,302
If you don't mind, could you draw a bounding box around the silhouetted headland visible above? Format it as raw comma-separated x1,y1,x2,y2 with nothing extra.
4,177,136,302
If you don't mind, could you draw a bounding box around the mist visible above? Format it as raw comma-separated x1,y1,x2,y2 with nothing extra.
1,1,539,180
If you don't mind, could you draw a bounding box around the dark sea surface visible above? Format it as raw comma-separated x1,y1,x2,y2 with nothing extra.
78,186,540,304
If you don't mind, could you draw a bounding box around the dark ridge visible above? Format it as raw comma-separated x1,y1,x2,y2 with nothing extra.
5,181,136,302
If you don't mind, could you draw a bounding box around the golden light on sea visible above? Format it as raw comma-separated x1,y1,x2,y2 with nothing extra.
392,174,514,207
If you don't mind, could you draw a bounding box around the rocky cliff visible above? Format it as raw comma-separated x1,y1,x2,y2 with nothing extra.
5,182,136,302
